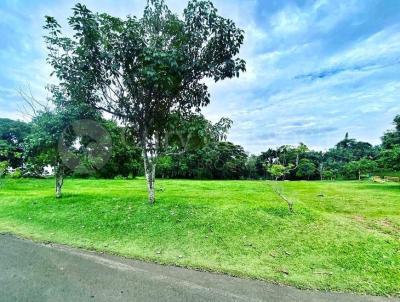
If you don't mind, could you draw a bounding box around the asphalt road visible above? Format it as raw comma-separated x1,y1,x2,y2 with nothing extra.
0,234,398,302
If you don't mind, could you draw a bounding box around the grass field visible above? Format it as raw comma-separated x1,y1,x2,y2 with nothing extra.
0,178,399,296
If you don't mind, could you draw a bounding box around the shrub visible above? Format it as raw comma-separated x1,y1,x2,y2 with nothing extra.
0,161,9,178
10,168,22,179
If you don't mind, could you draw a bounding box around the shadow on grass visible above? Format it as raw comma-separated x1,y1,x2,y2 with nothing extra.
357,183,400,193
260,206,317,222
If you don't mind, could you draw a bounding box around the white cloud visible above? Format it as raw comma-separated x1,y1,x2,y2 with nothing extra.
327,26,400,67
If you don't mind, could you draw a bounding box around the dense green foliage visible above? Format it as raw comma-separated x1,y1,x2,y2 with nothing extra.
296,159,316,180
0,178,398,296
251,119,399,180
161,141,247,179
0,118,30,168
1,114,400,181
382,115,400,149
94,121,142,179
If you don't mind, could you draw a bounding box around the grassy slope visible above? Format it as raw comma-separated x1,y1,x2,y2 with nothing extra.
0,178,399,296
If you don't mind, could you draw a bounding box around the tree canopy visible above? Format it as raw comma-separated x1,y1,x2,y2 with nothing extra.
0,118,30,168
382,115,400,149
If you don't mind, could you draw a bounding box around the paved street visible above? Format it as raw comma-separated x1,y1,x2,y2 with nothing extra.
0,234,398,302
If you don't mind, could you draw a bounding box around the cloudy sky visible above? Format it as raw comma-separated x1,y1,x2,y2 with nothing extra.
1,0,400,153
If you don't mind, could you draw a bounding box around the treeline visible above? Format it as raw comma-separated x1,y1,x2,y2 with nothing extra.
1,114,399,181
157,115,400,180
0,117,142,179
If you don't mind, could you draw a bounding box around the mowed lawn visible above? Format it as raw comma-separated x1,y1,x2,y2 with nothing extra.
0,178,399,296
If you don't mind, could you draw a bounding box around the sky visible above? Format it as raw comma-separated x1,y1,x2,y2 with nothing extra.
0,0,400,154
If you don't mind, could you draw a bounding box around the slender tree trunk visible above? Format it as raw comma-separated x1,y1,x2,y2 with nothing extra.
143,155,156,205
142,130,157,205
358,169,361,181
319,163,324,181
55,160,64,198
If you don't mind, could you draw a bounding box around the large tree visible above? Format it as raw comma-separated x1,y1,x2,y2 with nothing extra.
44,0,246,204
382,115,400,149
333,133,378,162
343,158,378,180
377,115,400,171
379,147,400,171
0,118,30,169
296,159,316,180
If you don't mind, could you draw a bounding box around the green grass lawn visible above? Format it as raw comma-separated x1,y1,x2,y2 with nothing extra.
0,178,399,296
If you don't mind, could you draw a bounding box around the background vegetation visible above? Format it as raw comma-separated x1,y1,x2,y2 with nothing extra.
1,113,399,181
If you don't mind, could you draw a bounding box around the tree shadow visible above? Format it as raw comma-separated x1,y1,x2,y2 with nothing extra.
358,183,400,193
260,206,316,220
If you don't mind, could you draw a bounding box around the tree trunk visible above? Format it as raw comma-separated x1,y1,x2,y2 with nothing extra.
319,163,324,181
141,127,158,205
142,132,156,205
143,156,156,205
55,160,64,198
358,169,361,181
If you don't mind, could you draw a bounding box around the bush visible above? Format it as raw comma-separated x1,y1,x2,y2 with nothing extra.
10,168,22,179
323,169,336,180
0,161,9,178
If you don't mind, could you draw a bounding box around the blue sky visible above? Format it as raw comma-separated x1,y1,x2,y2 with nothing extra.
1,0,400,153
